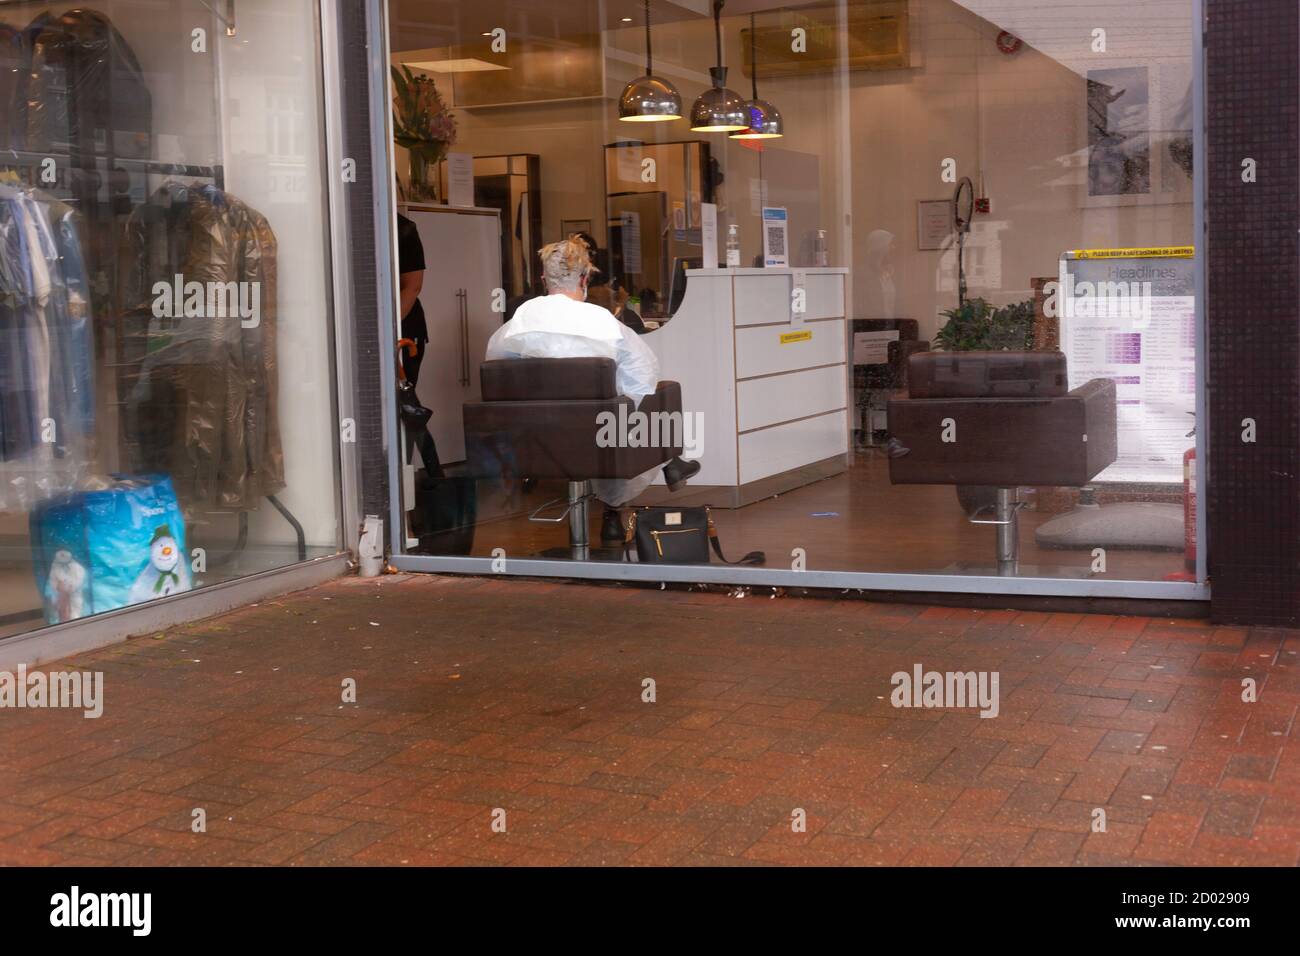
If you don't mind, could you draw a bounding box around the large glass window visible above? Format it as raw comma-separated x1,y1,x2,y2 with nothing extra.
0,0,342,640
388,0,1198,589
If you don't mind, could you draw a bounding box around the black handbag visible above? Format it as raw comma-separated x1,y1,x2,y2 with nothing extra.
624,506,764,566
411,469,476,555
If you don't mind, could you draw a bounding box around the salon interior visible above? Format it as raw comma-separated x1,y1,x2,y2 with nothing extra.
387,0,1198,586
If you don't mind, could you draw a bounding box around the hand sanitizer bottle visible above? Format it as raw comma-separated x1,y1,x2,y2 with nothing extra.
814,229,829,267
726,224,741,268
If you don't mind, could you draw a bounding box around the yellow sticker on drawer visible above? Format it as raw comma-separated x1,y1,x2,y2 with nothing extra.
780,330,812,345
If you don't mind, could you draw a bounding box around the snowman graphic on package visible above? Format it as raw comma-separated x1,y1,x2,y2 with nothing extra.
45,549,89,623
128,525,192,604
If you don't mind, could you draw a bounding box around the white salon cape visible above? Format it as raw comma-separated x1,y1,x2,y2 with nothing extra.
485,293,662,507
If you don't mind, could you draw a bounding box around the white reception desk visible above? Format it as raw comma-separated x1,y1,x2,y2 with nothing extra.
644,267,850,507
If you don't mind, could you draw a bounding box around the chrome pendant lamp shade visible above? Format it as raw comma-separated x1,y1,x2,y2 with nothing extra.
731,13,784,139
690,1,749,132
619,0,682,122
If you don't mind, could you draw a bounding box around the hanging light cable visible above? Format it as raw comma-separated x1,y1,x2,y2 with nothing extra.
731,12,783,139
619,0,682,122
689,0,748,132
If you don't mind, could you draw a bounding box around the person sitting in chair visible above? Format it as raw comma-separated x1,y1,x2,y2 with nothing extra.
486,237,700,544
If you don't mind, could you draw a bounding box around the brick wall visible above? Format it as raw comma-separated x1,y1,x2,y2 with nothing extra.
1206,0,1300,623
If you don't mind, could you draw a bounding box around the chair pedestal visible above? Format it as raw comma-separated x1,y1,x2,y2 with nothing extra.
969,487,1022,576
567,480,590,561
530,479,597,561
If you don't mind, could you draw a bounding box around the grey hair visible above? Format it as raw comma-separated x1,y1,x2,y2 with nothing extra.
539,237,595,293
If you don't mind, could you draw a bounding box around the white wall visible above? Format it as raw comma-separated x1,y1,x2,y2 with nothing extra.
850,0,1194,340
392,0,1193,343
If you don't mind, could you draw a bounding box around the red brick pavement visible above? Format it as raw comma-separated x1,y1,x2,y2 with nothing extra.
0,574,1297,866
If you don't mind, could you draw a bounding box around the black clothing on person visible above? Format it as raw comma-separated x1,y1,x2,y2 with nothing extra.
397,212,427,383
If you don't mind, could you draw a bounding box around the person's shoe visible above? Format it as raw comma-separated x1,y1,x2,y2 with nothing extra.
601,508,625,545
662,456,701,492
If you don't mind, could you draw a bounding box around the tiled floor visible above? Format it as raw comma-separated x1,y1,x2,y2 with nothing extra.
0,574,1296,866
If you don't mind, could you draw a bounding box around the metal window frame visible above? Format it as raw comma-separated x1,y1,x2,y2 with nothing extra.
321,0,371,549
1192,0,1209,586
368,0,1210,604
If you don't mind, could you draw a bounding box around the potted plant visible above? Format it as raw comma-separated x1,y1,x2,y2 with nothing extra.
935,297,1035,352
391,65,458,203
935,297,1036,515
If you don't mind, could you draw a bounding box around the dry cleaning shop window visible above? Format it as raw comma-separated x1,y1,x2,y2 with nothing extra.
1,1,337,640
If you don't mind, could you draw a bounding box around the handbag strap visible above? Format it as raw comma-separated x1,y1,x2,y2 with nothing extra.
708,525,765,566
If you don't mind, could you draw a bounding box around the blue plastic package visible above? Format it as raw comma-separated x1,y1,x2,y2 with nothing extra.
30,475,193,624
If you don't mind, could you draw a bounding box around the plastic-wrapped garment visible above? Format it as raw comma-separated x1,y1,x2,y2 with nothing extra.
0,187,94,510
118,184,283,511
486,293,661,404
44,200,94,442
29,474,191,625
16,9,151,158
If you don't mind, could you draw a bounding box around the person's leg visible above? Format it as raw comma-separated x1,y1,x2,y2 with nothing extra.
592,468,658,545
661,456,701,491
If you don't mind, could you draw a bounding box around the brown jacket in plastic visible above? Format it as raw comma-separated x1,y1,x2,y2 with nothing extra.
118,183,283,511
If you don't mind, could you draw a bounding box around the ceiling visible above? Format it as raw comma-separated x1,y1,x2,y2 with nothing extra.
953,0,1194,71
387,1,1196,74
387,0,830,52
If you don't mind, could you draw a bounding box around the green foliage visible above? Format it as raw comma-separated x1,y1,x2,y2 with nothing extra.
936,297,1035,351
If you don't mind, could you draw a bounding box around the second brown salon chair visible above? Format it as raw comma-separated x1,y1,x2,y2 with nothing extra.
463,358,683,559
887,350,1117,575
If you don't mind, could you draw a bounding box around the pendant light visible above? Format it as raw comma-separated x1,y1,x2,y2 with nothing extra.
619,0,682,123
689,0,748,133
730,13,783,140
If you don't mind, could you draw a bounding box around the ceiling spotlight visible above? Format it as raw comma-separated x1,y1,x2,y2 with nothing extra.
618,0,682,123
731,13,783,140
690,0,748,132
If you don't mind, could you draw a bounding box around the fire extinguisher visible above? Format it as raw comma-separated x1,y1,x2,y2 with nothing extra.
1182,415,1196,574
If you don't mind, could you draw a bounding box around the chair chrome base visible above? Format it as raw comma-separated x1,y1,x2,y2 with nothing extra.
965,487,1026,575
528,479,601,560
941,562,1099,579
536,545,625,562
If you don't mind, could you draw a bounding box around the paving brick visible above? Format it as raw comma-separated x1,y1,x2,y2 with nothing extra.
0,576,1295,867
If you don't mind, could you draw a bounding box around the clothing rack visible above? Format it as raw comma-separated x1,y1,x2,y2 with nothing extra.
0,148,225,190
0,148,306,564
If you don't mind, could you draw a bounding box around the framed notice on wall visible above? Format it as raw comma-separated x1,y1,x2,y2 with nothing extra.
917,199,952,250
1058,247,1196,484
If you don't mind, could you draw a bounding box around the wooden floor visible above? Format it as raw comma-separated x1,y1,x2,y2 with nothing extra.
440,451,1186,581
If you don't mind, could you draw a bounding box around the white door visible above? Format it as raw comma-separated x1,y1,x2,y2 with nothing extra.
404,206,502,464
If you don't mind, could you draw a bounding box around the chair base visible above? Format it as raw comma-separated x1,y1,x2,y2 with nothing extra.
966,487,1023,575
536,546,625,562
528,479,598,560
940,562,1099,580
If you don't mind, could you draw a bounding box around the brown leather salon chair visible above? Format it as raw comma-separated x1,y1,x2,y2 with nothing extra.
463,358,683,560
886,351,1117,575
